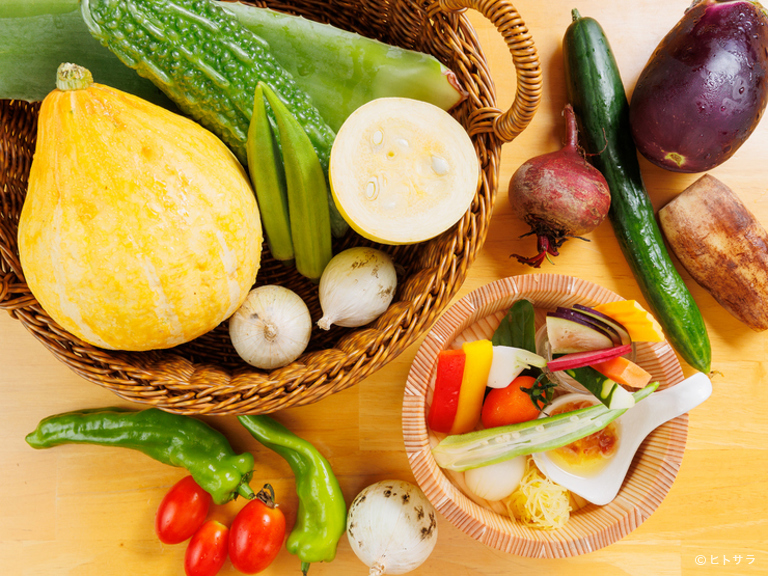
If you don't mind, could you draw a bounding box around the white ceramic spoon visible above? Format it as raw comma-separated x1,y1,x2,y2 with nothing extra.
532,372,712,506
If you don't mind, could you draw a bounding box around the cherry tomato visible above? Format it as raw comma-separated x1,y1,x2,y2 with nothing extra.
481,375,545,428
155,475,212,545
228,485,286,574
184,520,229,576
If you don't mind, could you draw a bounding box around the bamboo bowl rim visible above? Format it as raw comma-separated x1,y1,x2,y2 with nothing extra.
403,273,687,558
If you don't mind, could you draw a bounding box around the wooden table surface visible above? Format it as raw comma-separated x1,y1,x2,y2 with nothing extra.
2,1,767,575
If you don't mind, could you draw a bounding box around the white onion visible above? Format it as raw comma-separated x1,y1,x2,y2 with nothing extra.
229,285,312,369
347,480,438,575
317,247,397,330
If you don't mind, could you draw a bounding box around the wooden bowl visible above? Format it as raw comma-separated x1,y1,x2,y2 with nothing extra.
403,273,687,557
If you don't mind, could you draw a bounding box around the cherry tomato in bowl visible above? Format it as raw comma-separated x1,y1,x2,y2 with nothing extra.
155,475,212,545
185,520,229,576
481,375,545,428
229,484,286,574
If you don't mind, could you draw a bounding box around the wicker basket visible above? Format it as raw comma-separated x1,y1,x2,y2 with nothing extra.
0,0,542,415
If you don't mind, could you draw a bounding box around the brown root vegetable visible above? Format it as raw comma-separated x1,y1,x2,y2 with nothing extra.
658,174,768,331
508,104,611,267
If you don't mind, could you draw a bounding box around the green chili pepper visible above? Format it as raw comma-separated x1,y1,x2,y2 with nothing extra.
26,407,255,505
238,415,346,576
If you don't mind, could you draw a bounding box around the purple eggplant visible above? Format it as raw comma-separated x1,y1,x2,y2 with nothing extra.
629,0,768,172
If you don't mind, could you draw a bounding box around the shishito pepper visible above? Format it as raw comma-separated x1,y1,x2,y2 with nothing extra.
238,415,346,576
450,339,494,435
25,408,255,504
427,349,467,434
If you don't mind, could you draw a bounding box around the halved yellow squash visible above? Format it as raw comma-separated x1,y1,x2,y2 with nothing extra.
329,97,479,245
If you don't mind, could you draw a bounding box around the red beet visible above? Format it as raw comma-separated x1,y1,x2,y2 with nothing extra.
508,104,611,267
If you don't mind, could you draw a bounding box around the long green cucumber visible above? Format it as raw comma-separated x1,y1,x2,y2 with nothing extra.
562,10,711,373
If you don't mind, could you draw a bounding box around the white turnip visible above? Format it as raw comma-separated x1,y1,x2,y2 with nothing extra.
508,104,610,267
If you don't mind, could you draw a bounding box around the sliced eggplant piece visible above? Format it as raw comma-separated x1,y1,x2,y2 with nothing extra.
546,313,614,354
572,304,631,345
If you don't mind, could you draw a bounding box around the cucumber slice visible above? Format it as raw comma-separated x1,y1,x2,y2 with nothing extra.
564,364,634,409
432,383,658,471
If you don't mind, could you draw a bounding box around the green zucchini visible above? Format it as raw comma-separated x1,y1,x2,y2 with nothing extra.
225,4,466,132
0,1,174,109
432,382,659,471
562,10,711,373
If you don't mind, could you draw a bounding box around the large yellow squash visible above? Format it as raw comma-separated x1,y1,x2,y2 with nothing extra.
18,64,263,351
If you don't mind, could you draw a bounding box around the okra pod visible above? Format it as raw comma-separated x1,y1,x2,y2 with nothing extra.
247,83,294,265
262,82,332,283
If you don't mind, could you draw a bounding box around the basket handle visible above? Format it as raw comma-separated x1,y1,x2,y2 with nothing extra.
436,0,543,142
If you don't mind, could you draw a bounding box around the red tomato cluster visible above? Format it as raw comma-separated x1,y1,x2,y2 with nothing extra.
156,476,286,576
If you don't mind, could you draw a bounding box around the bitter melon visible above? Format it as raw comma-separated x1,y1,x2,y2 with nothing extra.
81,0,347,237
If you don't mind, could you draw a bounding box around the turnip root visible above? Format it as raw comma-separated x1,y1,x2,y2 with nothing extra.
508,104,611,267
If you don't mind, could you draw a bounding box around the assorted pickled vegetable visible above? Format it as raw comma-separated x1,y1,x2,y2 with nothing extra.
427,298,673,529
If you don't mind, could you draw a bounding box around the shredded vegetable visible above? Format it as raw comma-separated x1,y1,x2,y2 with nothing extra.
503,457,572,530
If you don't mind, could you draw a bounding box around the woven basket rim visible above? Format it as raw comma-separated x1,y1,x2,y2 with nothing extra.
0,0,542,415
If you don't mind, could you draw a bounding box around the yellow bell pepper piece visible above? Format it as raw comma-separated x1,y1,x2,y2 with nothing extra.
449,339,494,435
592,300,665,342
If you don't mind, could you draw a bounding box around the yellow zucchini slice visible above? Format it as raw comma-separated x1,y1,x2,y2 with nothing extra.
329,97,479,245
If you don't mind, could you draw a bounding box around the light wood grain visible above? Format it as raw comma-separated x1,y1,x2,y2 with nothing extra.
2,1,768,574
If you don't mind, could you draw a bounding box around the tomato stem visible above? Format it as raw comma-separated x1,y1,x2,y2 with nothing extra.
256,483,277,508
519,374,556,409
